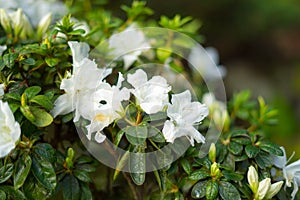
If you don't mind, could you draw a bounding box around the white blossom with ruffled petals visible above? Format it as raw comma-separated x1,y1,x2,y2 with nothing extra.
273,147,300,200
51,42,112,122
127,69,171,114
86,73,130,143
0,100,21,158
162,90,208,146
108,24,150,69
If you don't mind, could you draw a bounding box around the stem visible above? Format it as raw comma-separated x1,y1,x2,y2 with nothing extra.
122,171,140,200
102,140,139,200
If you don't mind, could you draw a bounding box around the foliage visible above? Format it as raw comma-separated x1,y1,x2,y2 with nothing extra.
0,1,299,199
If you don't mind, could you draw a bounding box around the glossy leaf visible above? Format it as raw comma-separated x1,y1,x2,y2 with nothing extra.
0,163,14,184
14,153,32,189
31,154,56,190
219,181,241,200
125,125,147,145
206,180,219,200
245,144,260,158
191,180,207,199
189,169,210,181
62,175,80,200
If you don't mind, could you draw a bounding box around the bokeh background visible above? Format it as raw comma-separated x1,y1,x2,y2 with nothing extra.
104,0,300,157
64,0,300,156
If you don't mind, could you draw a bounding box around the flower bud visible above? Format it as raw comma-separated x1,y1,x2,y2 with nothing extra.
0,9,12,34
255,178,271,200
37,13,52,39
248,166,259,193
67,147,75,161
20,13,34,39
12,9,24,37
208,143,216,162
265,181,283,199
210,162,221,179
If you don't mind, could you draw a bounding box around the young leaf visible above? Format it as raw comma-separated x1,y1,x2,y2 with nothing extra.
206,180,219,200
30,95,53,110
24,86,41,100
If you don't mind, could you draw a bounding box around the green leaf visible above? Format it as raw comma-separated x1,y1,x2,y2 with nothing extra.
219,181,241,200
114,151,130,181
21,58,35,65
0,186,25,200
23,175,49,200
74,170,91,183
30,95,53,110
68,29,86,35
28,106,53,127
45,57,59,67
3,53,18,68
4,92,21,101
24,86,41,100
228,141,243,155
189,169,210,181
259,141,283,156
230,129,248,137
130,146,146,185
0,163,14,184
14,153,32,189
0,190,5,200
125,125,147,145
62,175,80,200
31,154,56,190
191,180,207,199
33,143,56,163
148,126,165,143
222,170,244,182
206,180,219,200
245,144,260,158
80,182,92,200
20,105,36,122
180,159,192,175
255,152,273,169
114,129,125,147
231,137,251,145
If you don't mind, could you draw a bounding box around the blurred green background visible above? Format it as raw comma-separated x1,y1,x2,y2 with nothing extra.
105,0,300,157
69,0,300,156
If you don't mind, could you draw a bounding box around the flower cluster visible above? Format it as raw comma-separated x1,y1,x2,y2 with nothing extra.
247,166,283,200
52,42,209,146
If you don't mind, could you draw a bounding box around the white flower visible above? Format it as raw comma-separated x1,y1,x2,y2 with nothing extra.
37,13,52,38
86,73,130,143
0,45,7,56
51,42,112,121
162,90,208,146
202,93,230,131
188,46,226,81
0,100,21,158
108,24,150,69
273,146,300,199
68,41,90,69
0,0,67,26
0,84,5,98
248,166,283,200
127,69,171,114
